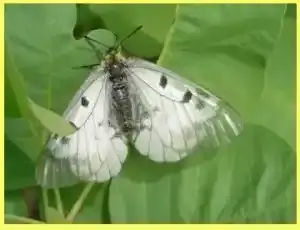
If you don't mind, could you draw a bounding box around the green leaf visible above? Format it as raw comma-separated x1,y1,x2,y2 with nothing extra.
46,183,110,223
89,4,176,58
109,125,295,223
5,42,44,160
109,154,187,223
253,15,296,149
73,4,105,39
28,99,76,137
5,188,44,223
5,135,36,190
5,190,28,218
5,74,21,118
45,207,71,224
285,3,296,18
5,43,34,122
177,125,295,223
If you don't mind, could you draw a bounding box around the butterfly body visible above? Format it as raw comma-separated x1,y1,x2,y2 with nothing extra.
104,55,134,137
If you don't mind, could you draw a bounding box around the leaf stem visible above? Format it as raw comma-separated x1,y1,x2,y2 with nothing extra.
66,182,94,221
5,214,45,224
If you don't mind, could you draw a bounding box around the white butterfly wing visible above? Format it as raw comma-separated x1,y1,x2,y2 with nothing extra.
36,66,127,188
126,58,243,162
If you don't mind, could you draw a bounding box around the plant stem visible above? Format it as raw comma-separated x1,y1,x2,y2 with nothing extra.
66,182,94,221
42,188,49,220
5,214,45,224
54,188,64,217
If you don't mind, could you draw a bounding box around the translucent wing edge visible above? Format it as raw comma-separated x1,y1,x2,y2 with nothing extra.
35,151,80,188
200,101,243,148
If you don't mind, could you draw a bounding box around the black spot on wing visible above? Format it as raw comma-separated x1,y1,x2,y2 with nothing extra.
61,136,70,144
159,74,167,88
81,96,89,107
52,121,78,141
181,90,192,103
196,99,205,110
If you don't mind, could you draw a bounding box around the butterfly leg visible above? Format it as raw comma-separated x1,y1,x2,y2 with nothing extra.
72,64,100,70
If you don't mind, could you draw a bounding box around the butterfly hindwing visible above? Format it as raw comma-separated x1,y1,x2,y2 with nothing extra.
125,58,243,162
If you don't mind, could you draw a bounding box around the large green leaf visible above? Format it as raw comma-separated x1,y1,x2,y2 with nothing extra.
109,4,295,223
5,135,36,190
253,14,296,149
177,125,295,223
109,125,295,223
109,148,189,223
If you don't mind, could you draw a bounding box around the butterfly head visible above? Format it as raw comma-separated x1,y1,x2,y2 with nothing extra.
104,46,123,65
106,46,119,57
103,47,127,83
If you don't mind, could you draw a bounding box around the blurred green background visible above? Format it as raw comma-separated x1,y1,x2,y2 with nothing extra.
4,3,296,223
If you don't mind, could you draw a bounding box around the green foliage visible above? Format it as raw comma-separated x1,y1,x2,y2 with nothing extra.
4,3,296,224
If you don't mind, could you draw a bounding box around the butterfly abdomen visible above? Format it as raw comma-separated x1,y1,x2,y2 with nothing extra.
111,78,134,134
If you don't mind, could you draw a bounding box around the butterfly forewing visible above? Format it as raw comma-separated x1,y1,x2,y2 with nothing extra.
36,66,128,188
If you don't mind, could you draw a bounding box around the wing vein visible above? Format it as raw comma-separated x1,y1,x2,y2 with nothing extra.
126,69,182,103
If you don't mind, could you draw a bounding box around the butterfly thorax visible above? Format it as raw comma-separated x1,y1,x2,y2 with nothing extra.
106,57,134,136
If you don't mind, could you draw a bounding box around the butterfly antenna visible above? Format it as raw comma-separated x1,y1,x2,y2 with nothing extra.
84,36,111,48
116,25,143,47
84,36,110,61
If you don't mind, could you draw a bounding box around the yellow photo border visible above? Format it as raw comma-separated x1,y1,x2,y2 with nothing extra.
1,0,298,228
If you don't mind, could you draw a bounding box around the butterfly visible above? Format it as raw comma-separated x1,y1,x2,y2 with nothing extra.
36,26,243,188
